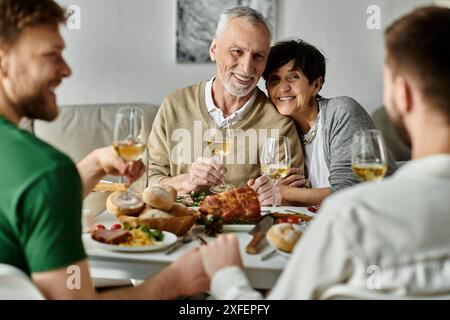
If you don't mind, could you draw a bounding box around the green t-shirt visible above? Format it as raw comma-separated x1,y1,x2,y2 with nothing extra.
0,117,86,275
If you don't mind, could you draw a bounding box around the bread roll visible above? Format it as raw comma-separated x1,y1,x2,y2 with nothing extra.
106,192,145,217
266,223,302,253
139,207,173,219
142,186,174,211
161,185,177,200
117,215,140,228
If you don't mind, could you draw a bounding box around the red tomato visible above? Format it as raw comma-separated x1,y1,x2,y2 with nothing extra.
308,206,318,213
287,216,300,224
95,224,105,230
275,217,288,224
111,224,122,230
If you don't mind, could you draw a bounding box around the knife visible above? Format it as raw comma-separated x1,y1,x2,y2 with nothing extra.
246,215,273,255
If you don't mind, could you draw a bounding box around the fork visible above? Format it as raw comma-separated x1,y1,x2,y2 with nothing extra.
261,249,278,261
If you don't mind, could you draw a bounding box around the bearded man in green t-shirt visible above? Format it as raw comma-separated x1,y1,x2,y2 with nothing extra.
0,0,208,299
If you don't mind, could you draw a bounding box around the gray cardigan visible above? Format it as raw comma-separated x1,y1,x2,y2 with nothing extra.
315,97,397,192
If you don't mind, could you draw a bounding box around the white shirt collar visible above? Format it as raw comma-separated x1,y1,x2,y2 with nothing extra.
205,77,258,127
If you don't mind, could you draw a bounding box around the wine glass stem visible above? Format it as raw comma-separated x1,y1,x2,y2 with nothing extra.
119,175,131,200
272,180,279,209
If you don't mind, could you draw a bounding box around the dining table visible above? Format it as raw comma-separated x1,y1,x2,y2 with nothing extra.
82,206,316,290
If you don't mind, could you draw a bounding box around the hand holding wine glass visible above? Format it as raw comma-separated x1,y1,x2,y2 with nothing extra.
260,136,291,209
351,129,387,182
112,107,147,208
208,119,235,194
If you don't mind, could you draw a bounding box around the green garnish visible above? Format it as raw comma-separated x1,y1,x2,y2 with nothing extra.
149,229,164,241
122,222,131,230
138,224,164,241
176,191,207,207
203,214,223,237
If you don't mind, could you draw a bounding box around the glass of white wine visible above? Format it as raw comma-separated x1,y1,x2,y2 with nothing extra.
260,136,291,209
113,107,147,208
351,129,387,182
208,119,235,194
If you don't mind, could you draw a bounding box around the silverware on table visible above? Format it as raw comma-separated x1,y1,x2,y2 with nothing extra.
165,230,207,255
261,249,278,261
245,215,273,255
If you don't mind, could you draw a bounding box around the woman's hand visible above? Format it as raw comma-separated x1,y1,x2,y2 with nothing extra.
280,168,309,187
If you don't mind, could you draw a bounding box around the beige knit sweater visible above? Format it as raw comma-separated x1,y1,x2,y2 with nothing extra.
147,82,304,189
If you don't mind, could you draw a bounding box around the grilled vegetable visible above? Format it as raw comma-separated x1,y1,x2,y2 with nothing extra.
203,214,223,237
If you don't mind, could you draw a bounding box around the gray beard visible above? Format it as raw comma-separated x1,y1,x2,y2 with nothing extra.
221,74,255,98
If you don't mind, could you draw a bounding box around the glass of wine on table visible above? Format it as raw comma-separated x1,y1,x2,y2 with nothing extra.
351,129,387,182
260,136,292,210
112,107,147,209
208,119,235,194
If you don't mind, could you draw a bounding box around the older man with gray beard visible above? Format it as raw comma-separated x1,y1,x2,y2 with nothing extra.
148,7,304,199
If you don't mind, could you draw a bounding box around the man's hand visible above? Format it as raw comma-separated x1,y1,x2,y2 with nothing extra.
94,146,145,185
200,234,243,279
168,248,210,297
77,146,146,198
248,168,306,205
182,157,226,192
247,175,276,205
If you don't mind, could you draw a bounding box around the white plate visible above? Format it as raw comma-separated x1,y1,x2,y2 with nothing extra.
90,231,177,252
266,238,293,259
275,249,291,259
196,224,254,233
223,224,254,232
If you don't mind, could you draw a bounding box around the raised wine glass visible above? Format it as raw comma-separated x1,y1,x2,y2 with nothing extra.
351,129,387,182
208,119,235,194
112,107,147,209
260,136,291,210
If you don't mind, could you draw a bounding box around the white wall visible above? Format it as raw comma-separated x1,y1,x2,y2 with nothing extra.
56,0,431,114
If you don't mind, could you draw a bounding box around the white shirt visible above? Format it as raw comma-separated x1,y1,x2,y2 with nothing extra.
304,113,331,188
205,77,257,128
211,155,450,299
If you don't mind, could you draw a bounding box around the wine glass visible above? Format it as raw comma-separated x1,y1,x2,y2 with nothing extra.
112,107,147,208
351,129,387,182
208,119,235,194
260,136,291,210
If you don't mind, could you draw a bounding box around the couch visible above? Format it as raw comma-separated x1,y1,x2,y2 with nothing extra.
371,107,411,162
33,103,159,164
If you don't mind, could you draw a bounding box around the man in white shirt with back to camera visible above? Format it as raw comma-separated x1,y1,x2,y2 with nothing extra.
199,5,450,299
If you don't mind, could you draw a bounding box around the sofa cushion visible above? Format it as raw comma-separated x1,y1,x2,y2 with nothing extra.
371,107,411,162
34,103,159,163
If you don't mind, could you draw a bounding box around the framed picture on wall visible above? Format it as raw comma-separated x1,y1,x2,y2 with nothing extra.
176,0,277,63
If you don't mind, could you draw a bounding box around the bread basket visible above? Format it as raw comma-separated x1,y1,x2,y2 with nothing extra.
139,216,197,236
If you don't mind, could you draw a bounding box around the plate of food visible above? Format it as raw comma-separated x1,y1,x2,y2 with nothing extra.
90,223,177,252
